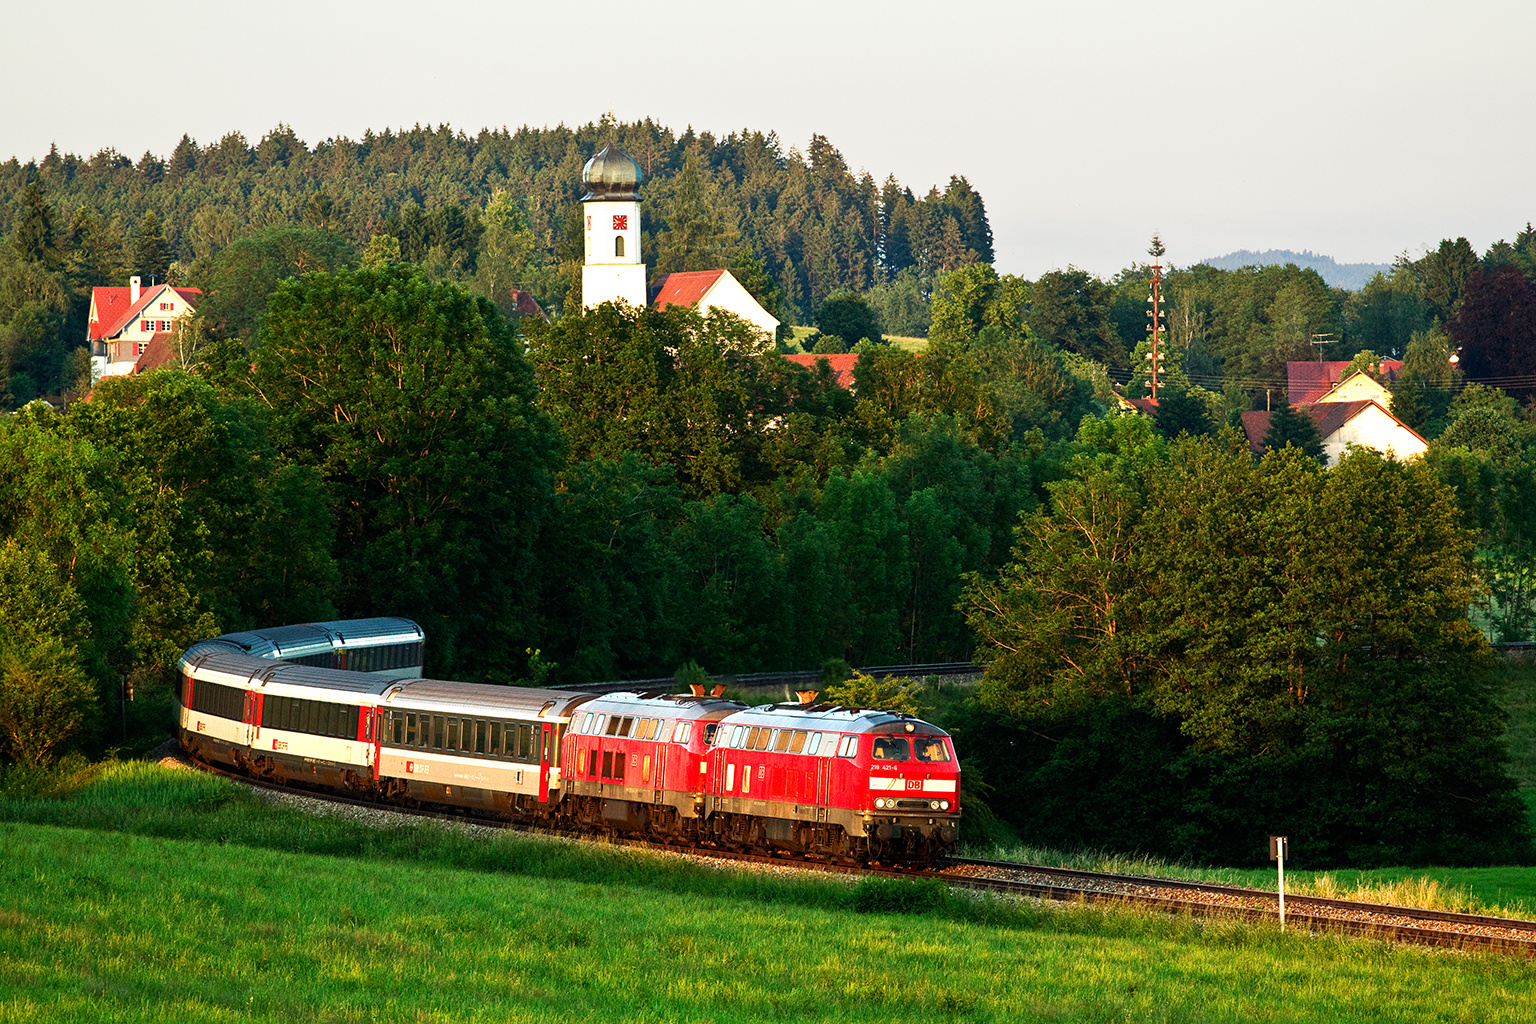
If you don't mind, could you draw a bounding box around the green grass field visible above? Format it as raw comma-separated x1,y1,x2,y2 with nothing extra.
782,326,927,354
3,763,1535,1022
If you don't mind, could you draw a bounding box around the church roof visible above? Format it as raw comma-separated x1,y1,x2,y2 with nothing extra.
581,143,643,201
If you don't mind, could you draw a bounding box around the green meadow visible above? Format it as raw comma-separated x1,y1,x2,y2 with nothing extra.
2,762,1534,1023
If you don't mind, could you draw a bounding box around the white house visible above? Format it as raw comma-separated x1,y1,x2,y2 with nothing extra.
652,268,780,341
88,276,201,380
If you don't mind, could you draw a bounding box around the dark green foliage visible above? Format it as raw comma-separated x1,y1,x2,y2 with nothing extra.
251,264,560,680
965,432,1531,866
853,876,950,914
1027,268,1124,366
1261,402,1324,460
0,119,990,327
1152,387,1216,439
193,227,355,344
1451,265,1536,403
132,212,170,282
814,290,883,347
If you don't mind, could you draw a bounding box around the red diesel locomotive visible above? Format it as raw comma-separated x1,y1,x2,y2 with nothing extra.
176,619,961,864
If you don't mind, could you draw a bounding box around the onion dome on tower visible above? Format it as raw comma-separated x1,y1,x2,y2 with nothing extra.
581,143,643,201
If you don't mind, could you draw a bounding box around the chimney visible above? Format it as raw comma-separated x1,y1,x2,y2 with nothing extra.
710,684,726,698
796,690,820,705
130,276,141,303
688,683,706,698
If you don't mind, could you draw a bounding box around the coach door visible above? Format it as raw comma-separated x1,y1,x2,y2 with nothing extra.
814,756,832,823
537,724,552,803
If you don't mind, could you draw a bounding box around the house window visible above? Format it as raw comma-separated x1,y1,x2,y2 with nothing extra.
136,343,148,356
614,236,625,258
159,302,173,311
141,320,152,332
157,320,171,332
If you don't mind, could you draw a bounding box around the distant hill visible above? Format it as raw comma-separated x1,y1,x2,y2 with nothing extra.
1196,249,1391,291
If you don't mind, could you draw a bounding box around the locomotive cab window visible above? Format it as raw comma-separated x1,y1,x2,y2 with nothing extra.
870,736,910,762
914,736,951,762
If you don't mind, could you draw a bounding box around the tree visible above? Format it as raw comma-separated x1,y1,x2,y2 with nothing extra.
1451,265,1536,404
251,263,560,678
814,290,883,347
1027,268,1124,366
964,435,1525,866
194,227,355,344
929,263,1027,345
1151,386,1216,439
133,212,171,282
1261,403,1325,461
823,671,928,716
0,638,97,765
9,182,58,265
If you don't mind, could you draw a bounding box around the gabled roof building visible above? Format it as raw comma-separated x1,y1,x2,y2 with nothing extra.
88,275,200,380
1242,363,1428,466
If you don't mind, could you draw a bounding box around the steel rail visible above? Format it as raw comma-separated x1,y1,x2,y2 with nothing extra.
180,752,1536,957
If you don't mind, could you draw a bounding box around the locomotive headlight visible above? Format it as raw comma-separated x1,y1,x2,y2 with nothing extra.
874,797,888,809
929,800,940,811
940,800,950,811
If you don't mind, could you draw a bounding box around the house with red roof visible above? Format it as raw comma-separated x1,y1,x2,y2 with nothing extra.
651,269,779,341
88,276,201,380
1244,365,1427,466
1286,359,1402,405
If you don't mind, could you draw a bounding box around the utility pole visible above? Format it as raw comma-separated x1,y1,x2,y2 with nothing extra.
1146,235,1168,401
1310,333,1334,362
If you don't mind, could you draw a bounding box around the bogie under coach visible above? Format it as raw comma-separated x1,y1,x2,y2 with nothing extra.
176,619,961,864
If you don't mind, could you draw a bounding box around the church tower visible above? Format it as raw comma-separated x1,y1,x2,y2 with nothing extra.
580,143,648,309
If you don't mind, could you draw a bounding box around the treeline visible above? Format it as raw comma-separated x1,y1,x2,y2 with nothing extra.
0,118,991,336
2,249,1531,865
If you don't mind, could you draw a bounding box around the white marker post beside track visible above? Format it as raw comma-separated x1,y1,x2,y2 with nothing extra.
1270,835,1289,930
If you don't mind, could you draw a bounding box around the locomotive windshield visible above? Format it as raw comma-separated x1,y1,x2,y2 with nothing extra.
870,736,910,762
914,737,951,763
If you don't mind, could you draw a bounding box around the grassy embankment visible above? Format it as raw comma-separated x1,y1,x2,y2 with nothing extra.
968,662,1536,918
3,762,1534,1023
783,326,927,353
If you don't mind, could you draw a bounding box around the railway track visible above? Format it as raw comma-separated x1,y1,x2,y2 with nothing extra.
177,750,1536,958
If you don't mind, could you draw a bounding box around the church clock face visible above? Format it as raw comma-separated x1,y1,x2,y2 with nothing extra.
613,214,628,231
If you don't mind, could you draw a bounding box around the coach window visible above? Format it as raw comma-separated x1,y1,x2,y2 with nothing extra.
475,721,488,755
754,729,772,752
789,730,807,754
489,722,502,757
447,719,461,750
774,730,793,753
433,716,446,749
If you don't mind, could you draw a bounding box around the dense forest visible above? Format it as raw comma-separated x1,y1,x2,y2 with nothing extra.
2,118,1535,867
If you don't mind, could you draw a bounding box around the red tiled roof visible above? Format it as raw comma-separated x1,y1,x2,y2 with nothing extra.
1286,360,1403,405
91,284,201,341
784,352,858,389
1240,399,1421,454
652,270,726,310
132,333,176,374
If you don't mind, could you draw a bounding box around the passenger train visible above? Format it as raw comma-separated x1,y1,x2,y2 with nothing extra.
176,618,960,864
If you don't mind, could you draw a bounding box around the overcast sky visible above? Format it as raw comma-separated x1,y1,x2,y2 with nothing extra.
6,0,1532,279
